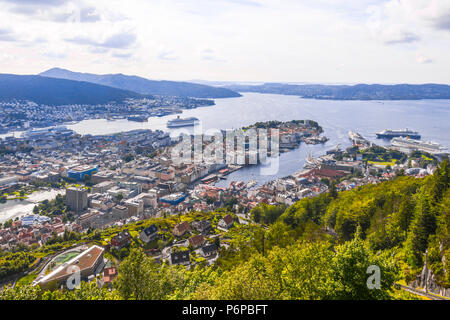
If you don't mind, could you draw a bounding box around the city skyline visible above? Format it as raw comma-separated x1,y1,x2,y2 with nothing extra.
0,0,449,84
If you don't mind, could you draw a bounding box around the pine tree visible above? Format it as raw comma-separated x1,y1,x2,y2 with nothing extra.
405,192,437,268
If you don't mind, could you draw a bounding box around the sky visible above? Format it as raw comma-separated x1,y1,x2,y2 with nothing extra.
0,0,449,84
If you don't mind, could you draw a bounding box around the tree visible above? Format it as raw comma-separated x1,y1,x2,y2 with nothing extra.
213,236,221,248
115,247,153,299
405,192,437,268
329,181,338,199
115,193,124,203
431,160,449,202
329,232,398,300
0,284,42,300
321,178,330,187
3,219,13,229
82,174,92,186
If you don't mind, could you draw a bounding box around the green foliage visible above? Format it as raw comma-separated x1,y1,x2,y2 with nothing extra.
250,203,286,225
1,161,448,300
282,193,331,228
329,233,399,299
0,251,36,279
0,284,42,300
194,238,398,300
405,192,437,268
115,247,187,300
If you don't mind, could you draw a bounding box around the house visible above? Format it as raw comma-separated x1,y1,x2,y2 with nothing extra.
191,220,211,234
103,267,117,285
172,221,191,237
111,229,131,249
218,214,234,229
170,251,190,266
200,244,218,258
139,225,158,243
188,234,205,248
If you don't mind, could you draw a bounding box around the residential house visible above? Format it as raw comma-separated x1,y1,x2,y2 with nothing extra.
191,220,211,234
111,229,131,249
103,267,117,286
200,244,218,258
139,225,159,243
172,221,191,237
188,234,205,248
218,214,234,230
170,251,190,266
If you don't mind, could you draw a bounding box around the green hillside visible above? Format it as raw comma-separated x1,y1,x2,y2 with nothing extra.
1,161,448,300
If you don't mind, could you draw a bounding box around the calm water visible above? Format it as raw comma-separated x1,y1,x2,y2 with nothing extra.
0,189,65,223
2,93,449,189
65,93,450,187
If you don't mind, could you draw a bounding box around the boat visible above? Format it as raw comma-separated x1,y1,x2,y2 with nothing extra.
348,131,364,141
304,135,329,144
167,116,199,128
326,144,342,155
348,131,371,147
303,153,322,168
390,137,447,155
127,115,148,122
376,128,420,139
246,180,257,189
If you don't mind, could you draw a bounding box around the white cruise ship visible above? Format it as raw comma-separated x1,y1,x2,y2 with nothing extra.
376,129,420,139
390,137,447,155
167,116,199,128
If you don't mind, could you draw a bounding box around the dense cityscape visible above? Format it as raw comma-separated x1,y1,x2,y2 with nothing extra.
0,112,447,296
0,0,449,312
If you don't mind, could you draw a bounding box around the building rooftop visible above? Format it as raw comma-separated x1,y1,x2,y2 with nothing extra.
35,245,104,286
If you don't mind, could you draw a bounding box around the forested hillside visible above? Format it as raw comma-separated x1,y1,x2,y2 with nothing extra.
40,68,242,99
1,161,448,300
0,74,146,105
224,83,450,100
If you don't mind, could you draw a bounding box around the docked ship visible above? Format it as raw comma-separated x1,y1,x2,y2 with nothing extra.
127,115,148,122
246,180,258,189
390,137,447,155
303,153,322,169
167,116,199,128
304,135,329,144
326,144,342,155
376,129,420,139
348,131,371,147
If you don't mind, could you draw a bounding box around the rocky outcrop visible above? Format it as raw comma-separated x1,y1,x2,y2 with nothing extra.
410,263,450,298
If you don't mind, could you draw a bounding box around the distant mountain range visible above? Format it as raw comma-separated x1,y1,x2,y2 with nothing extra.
223,83,450,100
0,74,145,106
40,68,241,99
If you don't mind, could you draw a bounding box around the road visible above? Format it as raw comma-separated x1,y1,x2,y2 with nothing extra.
397,283,450,301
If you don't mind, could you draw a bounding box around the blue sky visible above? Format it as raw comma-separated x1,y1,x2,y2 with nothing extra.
0,0,449,84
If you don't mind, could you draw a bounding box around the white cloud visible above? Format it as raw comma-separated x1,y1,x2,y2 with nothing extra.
157,50,178,61
416,53,433,64
366,0,450,44
0,0,449,83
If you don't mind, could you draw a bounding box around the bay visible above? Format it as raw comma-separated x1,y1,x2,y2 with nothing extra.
65,93,450,187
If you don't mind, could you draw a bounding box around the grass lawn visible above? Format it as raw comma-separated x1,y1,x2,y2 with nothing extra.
16,272,38,287
53,251,80,266
368,160,397,166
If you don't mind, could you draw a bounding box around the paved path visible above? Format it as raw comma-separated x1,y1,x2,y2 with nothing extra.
397,283,450,301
